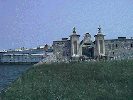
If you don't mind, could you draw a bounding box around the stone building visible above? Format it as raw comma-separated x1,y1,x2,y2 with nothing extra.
53,26,133,61
105,37,133,60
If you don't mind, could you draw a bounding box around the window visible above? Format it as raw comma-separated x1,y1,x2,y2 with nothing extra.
112,44,114,50
99,40,103,53
116,44,117,48
108,44,111,49
74,41,77,54
131,43,133,47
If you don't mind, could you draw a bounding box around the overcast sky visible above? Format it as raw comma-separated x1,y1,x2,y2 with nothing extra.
0,0,133,50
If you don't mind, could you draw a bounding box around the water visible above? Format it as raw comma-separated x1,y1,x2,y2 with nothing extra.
0,64,34,93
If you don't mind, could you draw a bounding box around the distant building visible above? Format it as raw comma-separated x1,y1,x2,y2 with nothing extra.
39,45,45,49
1,53,44,63
0,48,46,63
14,48,22,51
7,49,14,52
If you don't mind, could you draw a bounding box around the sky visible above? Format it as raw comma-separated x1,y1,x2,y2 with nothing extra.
0,0,133,50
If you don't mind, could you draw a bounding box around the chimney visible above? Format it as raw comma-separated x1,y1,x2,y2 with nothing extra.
62,38,68,41
118,37,126,41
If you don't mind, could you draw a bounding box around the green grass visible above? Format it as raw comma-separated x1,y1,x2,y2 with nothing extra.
1,59,133,100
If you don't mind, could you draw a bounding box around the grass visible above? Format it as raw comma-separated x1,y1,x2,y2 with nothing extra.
1,59,133,100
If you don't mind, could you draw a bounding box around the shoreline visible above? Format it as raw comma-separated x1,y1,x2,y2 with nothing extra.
0,62,37,65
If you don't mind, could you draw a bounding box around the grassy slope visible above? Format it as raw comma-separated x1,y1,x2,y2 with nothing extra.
1,59,133,100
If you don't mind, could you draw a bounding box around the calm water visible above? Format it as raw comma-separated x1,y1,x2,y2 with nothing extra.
0,64,34,93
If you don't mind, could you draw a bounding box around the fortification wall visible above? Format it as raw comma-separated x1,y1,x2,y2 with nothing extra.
53,40,71,61
105,39,133,59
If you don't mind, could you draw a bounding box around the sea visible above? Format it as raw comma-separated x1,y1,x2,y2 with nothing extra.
0,64,34,94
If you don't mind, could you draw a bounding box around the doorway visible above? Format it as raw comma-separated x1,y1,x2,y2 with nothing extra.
82,46,94,59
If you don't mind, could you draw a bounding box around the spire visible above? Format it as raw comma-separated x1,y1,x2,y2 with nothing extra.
73,27,76,33
98,25,101,33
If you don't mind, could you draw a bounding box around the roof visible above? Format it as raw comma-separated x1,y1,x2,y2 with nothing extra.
53,40,70,42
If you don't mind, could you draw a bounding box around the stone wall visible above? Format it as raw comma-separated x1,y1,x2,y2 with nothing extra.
53,40,71,61
34,54,57,65
105,39,133,60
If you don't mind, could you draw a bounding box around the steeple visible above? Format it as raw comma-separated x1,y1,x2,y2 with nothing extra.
98,25,101,33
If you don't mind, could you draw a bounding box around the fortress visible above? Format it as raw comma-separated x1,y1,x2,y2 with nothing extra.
0,26,132,64
53,26,133,61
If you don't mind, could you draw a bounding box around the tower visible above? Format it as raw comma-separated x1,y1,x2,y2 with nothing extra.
94,26,106,59
69,27,80,58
